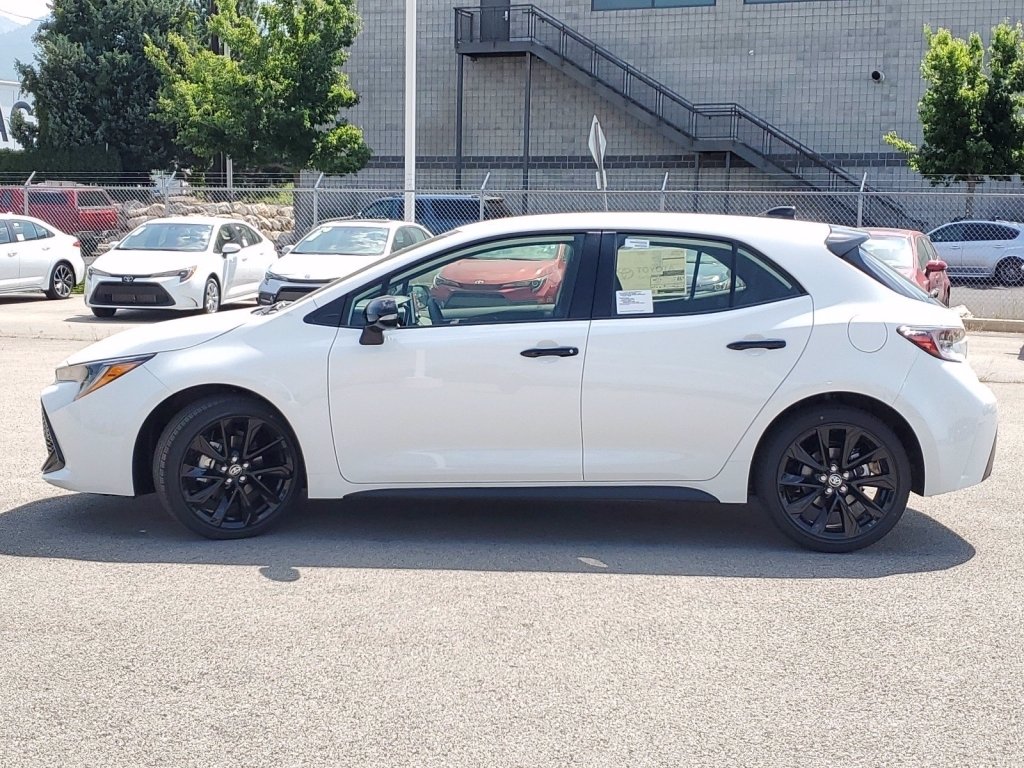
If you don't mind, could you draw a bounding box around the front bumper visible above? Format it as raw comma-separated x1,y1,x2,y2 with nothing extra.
258,276,328,305
40,366,170,496
85,274,202,311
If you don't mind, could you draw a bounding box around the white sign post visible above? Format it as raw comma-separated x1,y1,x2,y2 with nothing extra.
588,115,608,211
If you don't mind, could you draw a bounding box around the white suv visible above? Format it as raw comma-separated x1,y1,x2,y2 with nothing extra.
927,219,1024,285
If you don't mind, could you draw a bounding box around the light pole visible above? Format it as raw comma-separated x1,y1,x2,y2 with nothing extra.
403,0,416,222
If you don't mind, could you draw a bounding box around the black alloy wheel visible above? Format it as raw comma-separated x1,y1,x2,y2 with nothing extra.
46,262,75,299
154,396,301,539
755,406,911,552
995,258,1024,287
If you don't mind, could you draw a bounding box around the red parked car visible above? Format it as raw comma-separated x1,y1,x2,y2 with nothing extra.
0,183,120,257
430,240,571,308
862,228,952,306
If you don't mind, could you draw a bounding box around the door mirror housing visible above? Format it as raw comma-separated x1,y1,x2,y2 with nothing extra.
280,244,293,256
359,295,403,345
221,242,242,255
925,259,948,274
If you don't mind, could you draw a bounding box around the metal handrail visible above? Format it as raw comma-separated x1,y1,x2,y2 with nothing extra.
454,5,864,192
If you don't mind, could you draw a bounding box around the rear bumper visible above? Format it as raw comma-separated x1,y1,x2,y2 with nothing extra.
895,357,998,496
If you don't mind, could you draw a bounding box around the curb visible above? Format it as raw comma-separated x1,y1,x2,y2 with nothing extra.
965,318,1024,334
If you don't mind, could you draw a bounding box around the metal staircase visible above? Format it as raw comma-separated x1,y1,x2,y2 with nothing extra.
454,4,911,226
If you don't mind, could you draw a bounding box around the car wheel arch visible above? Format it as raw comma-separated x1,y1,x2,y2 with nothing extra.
748,392,925,498
131,384,307,495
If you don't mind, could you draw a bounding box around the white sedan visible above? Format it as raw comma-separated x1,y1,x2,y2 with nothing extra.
84,216,277,317
258,219,432,305
0,214,84,300
41,213,997,552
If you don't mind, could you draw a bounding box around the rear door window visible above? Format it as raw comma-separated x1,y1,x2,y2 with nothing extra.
77,190,112,208
8,219,41,242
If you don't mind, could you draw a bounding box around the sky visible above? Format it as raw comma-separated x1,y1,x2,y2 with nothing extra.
0,1,50,24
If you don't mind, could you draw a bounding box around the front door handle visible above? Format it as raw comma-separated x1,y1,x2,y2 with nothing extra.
521,346,579,358
727,339,787,351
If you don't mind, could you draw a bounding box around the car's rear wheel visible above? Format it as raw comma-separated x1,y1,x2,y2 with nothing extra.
153,396,302,539
91,307,116,318
202,277,221,313
45,261,75,299
755,406,911,552
995,257,1024,286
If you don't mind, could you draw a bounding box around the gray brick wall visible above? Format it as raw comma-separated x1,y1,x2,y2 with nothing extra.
337,0,1023,188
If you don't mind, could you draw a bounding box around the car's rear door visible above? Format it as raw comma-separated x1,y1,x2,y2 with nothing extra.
328,230,599,484
581,231,813,482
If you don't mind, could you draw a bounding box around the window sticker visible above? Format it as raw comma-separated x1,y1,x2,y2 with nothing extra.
616,289,654,314
623,237,650,249
616,247,689,296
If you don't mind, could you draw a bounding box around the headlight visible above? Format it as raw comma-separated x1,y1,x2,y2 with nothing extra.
503,277,546,290
265,270,285,282
55,354,155,400
87,267,110,279
433,274,460,288
151,266,197,283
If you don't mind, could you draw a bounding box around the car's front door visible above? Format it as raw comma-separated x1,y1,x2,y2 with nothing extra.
928,223,966,271
581,232,813,482
0,222,18,287
328,231,598,484
214,224,242,296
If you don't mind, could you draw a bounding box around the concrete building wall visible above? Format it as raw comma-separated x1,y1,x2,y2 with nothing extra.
335,1,1023,189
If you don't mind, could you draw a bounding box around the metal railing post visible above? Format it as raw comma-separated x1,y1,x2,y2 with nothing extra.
23,170,35,215
857,172,868,227
660,172,669,212
312,172,324,226
479,171,491,220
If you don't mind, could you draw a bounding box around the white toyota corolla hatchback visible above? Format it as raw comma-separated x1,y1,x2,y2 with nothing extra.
41,213,997,552
84,216,277,317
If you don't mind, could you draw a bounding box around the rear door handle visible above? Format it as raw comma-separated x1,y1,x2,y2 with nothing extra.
727,339,786,351
521,346,579,358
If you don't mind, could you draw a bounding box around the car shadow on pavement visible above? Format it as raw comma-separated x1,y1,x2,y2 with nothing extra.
0,492,974,579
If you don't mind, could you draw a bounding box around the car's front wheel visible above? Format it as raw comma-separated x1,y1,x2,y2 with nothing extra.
755,406,911,552
153,396,302,539
91,307,116,318
202,277,221,313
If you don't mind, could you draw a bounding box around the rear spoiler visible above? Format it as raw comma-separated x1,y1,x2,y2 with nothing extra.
825,226,870,261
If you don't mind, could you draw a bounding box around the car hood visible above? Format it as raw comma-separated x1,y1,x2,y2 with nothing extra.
271,252,382,281
91,249,209,276
440,259,557,284
62,308,253,366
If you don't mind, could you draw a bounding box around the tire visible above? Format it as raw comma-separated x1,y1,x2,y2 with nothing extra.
153,395,302,540
202,277,221,314
91,307,116,318
754,406,912,553
45,261,76,300
995,258,1024,287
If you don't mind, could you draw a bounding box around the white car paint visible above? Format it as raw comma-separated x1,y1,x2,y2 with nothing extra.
258,219,432,305
84,216,277,314
0,214,84,298
41,212,998,550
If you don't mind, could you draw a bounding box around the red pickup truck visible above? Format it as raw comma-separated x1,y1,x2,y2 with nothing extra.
0,183,120,256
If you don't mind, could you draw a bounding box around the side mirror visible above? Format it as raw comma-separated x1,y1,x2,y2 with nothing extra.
221,242,242,255
925,259,948,274
281,244,293,255
359,295,402,345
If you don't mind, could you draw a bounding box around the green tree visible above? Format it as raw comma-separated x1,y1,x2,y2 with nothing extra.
147,0,371,176
15,0,202,172
885,24,1024,213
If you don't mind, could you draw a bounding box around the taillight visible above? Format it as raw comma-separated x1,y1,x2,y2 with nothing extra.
897,325,967,362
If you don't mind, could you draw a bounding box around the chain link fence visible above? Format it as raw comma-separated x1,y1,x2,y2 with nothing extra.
3,177,1024,320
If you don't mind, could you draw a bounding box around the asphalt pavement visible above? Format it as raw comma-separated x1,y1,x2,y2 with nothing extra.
1,295,1022,767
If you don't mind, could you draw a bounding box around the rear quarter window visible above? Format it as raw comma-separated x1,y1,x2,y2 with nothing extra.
77,191,113,208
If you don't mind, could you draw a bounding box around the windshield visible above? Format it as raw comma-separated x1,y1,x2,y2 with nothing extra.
118,223,213,252
293,225,390,256
862,236,914,270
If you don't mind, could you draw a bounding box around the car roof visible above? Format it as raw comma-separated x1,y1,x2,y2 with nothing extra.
132,215,252,227
446,211,833,243
317,218,414,229
373,194,504,202
0,212,67,230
